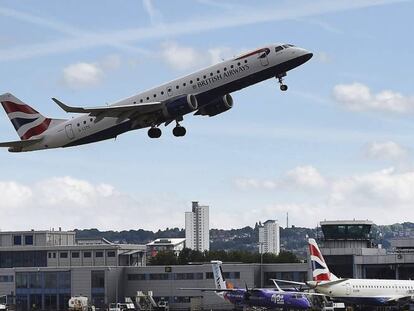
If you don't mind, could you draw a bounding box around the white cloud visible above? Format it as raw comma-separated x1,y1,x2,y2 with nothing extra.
0,176,186,231
62,62,104,89
286,165,327,188
315,51,332,63
235,165,326,191
62,55,121,89
365,141,408,160
333,82,414,113
161,42,236,71
142,0,163,26
235,165,414,227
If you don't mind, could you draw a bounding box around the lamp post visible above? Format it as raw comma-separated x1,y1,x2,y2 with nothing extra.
258,242,264,287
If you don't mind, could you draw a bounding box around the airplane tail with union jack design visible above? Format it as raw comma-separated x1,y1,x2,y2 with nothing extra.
0,93,65,141
308,238,338,282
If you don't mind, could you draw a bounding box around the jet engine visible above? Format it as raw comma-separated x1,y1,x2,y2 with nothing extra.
165,94,198,119
195,94,233,117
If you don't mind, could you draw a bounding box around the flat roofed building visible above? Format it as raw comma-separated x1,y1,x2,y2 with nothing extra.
0,229,146,311
258,220,280,255
146,238,186,257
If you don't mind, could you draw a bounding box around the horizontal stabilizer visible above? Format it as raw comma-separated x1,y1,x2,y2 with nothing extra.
0,138,42,148
52,98,163,117
271,279,307,286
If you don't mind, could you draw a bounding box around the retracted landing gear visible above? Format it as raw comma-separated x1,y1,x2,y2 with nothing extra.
148,126,161,138
172,120,186,137
276,72,288,91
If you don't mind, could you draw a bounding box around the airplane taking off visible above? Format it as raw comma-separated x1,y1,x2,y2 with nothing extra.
0,43,312,152
274,239,414,306
181,260,311,310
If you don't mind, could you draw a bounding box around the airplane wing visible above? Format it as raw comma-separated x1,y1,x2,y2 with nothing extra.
0,138,42,148
385,295,414,303
179,288,237,292
271,279,307,286
52,98,163,117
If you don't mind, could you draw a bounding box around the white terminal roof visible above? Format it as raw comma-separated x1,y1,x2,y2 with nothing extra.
146,238,186,246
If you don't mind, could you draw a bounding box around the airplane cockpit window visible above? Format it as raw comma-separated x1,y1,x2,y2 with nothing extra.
283,44,295,48
275,46,283,52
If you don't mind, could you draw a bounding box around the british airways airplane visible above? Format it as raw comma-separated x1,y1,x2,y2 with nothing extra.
0,43,312,152
274,239,414,307
181,260,311,310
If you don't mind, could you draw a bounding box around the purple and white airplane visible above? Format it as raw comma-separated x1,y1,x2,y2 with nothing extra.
0,43,312,152
181,260,311,310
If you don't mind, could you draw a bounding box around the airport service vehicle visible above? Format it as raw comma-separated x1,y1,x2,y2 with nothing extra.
181,260,311,310
68,296,95,311
108,302,136,311
274,238,414,306
0,43,312,152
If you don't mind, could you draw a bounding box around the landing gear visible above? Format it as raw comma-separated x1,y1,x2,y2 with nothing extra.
172,120,186,137
173,125,186,137
276,72,288,91
148,127,161,138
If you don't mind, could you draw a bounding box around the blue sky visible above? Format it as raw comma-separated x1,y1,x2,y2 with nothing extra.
0,0,414,231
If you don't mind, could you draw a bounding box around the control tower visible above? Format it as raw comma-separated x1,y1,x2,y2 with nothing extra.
318,220,386,278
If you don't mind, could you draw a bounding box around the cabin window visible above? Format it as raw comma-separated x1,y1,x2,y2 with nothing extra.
146,97,149,100
217,70,220,74
183,83,186,86
77,123,80,127
275,46,283,52
140,99,143,103
230,65,234,69
83,121,86,125
210,72,213,76
196,78,200,81
190,80,193,84
203,75,206,79
244,60,248,63
90,118,93,122
224,67,227,71
237,62,241,66
153,94,156,98
161,91,164,95
133,101,136,104
176,85,179,89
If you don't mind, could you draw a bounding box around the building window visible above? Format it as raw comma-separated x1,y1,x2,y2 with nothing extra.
72,252,80,258
91,271,105,289
107,251,116,257
95,251,103,258
60,252,68,258
149,273,169,280
44,272,57,289
0,275,13,282
24,235,33,245
13,235,22,245
175,273,203,280
206,272,213,279
84,252,92,258
128,274,146,281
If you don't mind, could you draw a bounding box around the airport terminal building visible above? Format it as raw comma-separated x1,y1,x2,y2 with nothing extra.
0,229,308,310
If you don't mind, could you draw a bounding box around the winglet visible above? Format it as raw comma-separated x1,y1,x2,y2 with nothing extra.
52,98,85,113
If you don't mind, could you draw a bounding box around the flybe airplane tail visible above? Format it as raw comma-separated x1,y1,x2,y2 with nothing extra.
308,238,338,282
0,93,66,140
211,260,228,298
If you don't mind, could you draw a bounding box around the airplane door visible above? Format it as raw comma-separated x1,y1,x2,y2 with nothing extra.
258,48,270,66
65,124,75,140
166,86,173,97
345,282,351,295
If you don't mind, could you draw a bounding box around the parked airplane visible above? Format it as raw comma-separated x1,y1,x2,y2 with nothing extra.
0,43,312,152
181,260,311,310
274,238,414,306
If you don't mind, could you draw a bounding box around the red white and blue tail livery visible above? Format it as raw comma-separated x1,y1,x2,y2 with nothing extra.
308,238,338,282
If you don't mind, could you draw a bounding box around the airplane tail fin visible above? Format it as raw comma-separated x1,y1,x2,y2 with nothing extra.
0,93,65,140
308,238,338,281
211,260,228,298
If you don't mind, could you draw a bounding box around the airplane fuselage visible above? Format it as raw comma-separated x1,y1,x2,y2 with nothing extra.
223,288,310,309
311,279,414,306
8,43,312,151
